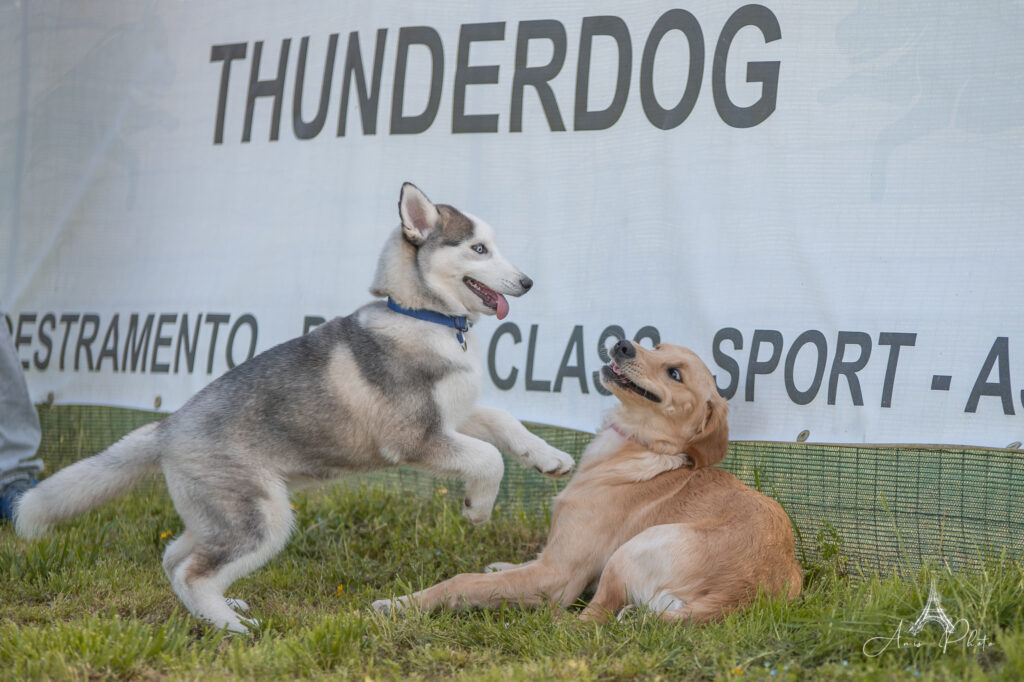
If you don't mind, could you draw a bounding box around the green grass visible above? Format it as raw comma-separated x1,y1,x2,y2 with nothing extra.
2,478,1022,681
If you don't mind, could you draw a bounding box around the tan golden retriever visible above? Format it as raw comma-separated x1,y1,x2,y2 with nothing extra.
372,339,802,622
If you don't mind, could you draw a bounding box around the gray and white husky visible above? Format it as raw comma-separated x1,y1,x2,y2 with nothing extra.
15,182,575,633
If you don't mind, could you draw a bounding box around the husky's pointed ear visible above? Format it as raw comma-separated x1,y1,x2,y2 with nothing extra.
398,182,439,245
685,396,729,468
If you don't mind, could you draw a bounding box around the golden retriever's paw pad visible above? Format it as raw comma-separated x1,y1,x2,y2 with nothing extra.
372,598,408,615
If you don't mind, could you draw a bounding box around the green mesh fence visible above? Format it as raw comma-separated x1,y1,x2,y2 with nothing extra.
35,405,1024,574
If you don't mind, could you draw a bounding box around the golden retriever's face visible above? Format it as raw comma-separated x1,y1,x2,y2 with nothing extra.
599,341,729,466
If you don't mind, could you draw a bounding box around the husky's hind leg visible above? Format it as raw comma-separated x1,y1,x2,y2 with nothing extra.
164,532,250,614
162,530,196,581
165,476,293,633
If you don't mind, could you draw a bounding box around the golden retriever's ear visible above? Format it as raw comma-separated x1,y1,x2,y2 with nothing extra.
685,397,729,467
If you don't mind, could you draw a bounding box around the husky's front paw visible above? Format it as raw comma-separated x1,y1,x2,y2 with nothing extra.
462,495,493,525
526,445,574,478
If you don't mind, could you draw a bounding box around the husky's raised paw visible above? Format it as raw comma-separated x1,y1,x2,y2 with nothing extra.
527,445,574,478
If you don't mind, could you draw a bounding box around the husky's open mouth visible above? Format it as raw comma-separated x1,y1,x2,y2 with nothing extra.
600,362,662,403
464,277,509,319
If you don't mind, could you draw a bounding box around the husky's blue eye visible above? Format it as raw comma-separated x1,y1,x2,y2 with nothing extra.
472,244,488,254
668,368,682,382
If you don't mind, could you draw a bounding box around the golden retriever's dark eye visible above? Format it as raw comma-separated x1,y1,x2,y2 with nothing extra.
668,368,682,383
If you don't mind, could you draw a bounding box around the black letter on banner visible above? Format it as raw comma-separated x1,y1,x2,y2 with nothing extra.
15,313,34,370
58,313,79,371
338,29,388,136
122,314,153,373
784,330,827,405
75,314,100,371
525,324,551,392
745,329,782,402
511,20,567,132
34,313,55,370
151,313,176,374
878,332,915,408
226,314,258,370
243,39,291,142
488,322,521,391
204,314,230,374
965,337,1015,415
640,9,704,130
453,22,505,133
96,315,119,372
210,42,247,144
713,327,743,400
174,313,203,373
593,325,626,396
293,35,338,140
391,27,443,134
554,325,588,393
303,316,326,334
633,325,661,347
828,331,871,406
712,4,781,128
575,16,632,131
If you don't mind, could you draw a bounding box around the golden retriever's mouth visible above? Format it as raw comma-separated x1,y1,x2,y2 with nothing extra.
601,363,661,403
464,277,509,319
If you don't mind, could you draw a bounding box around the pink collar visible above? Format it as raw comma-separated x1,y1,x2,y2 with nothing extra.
607,422,656,451
608,422,633,440
605,422,694,466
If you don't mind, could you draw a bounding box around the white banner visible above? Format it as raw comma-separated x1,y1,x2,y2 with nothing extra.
2,1,1023,448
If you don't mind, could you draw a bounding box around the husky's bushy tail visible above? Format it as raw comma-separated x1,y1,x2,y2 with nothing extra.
15,422,162,539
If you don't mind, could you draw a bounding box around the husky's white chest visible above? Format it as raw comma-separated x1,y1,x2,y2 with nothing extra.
433,335,483,426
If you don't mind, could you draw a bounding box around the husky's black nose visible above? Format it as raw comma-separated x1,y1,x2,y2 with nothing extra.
612,339,636,360
520,276,533,291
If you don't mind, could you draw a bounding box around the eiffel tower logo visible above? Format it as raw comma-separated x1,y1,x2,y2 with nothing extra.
908,583,956,636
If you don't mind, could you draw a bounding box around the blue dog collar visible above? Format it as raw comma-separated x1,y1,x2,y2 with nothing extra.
386,297,470,350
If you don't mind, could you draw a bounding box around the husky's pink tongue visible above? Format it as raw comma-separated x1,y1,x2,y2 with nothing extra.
496,294,509,320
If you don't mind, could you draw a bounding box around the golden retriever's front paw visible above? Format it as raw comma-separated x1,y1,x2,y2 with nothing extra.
371,596,409,615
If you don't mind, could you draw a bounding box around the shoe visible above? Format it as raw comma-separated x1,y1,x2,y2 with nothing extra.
0,477,36,523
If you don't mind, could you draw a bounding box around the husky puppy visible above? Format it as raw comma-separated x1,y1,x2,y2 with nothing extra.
16,183,575,633
373,340,801,623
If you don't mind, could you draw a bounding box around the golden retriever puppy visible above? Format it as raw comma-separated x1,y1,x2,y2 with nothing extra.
372,340,802,622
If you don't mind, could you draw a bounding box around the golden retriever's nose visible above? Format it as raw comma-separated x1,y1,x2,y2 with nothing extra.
612,340,636,361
